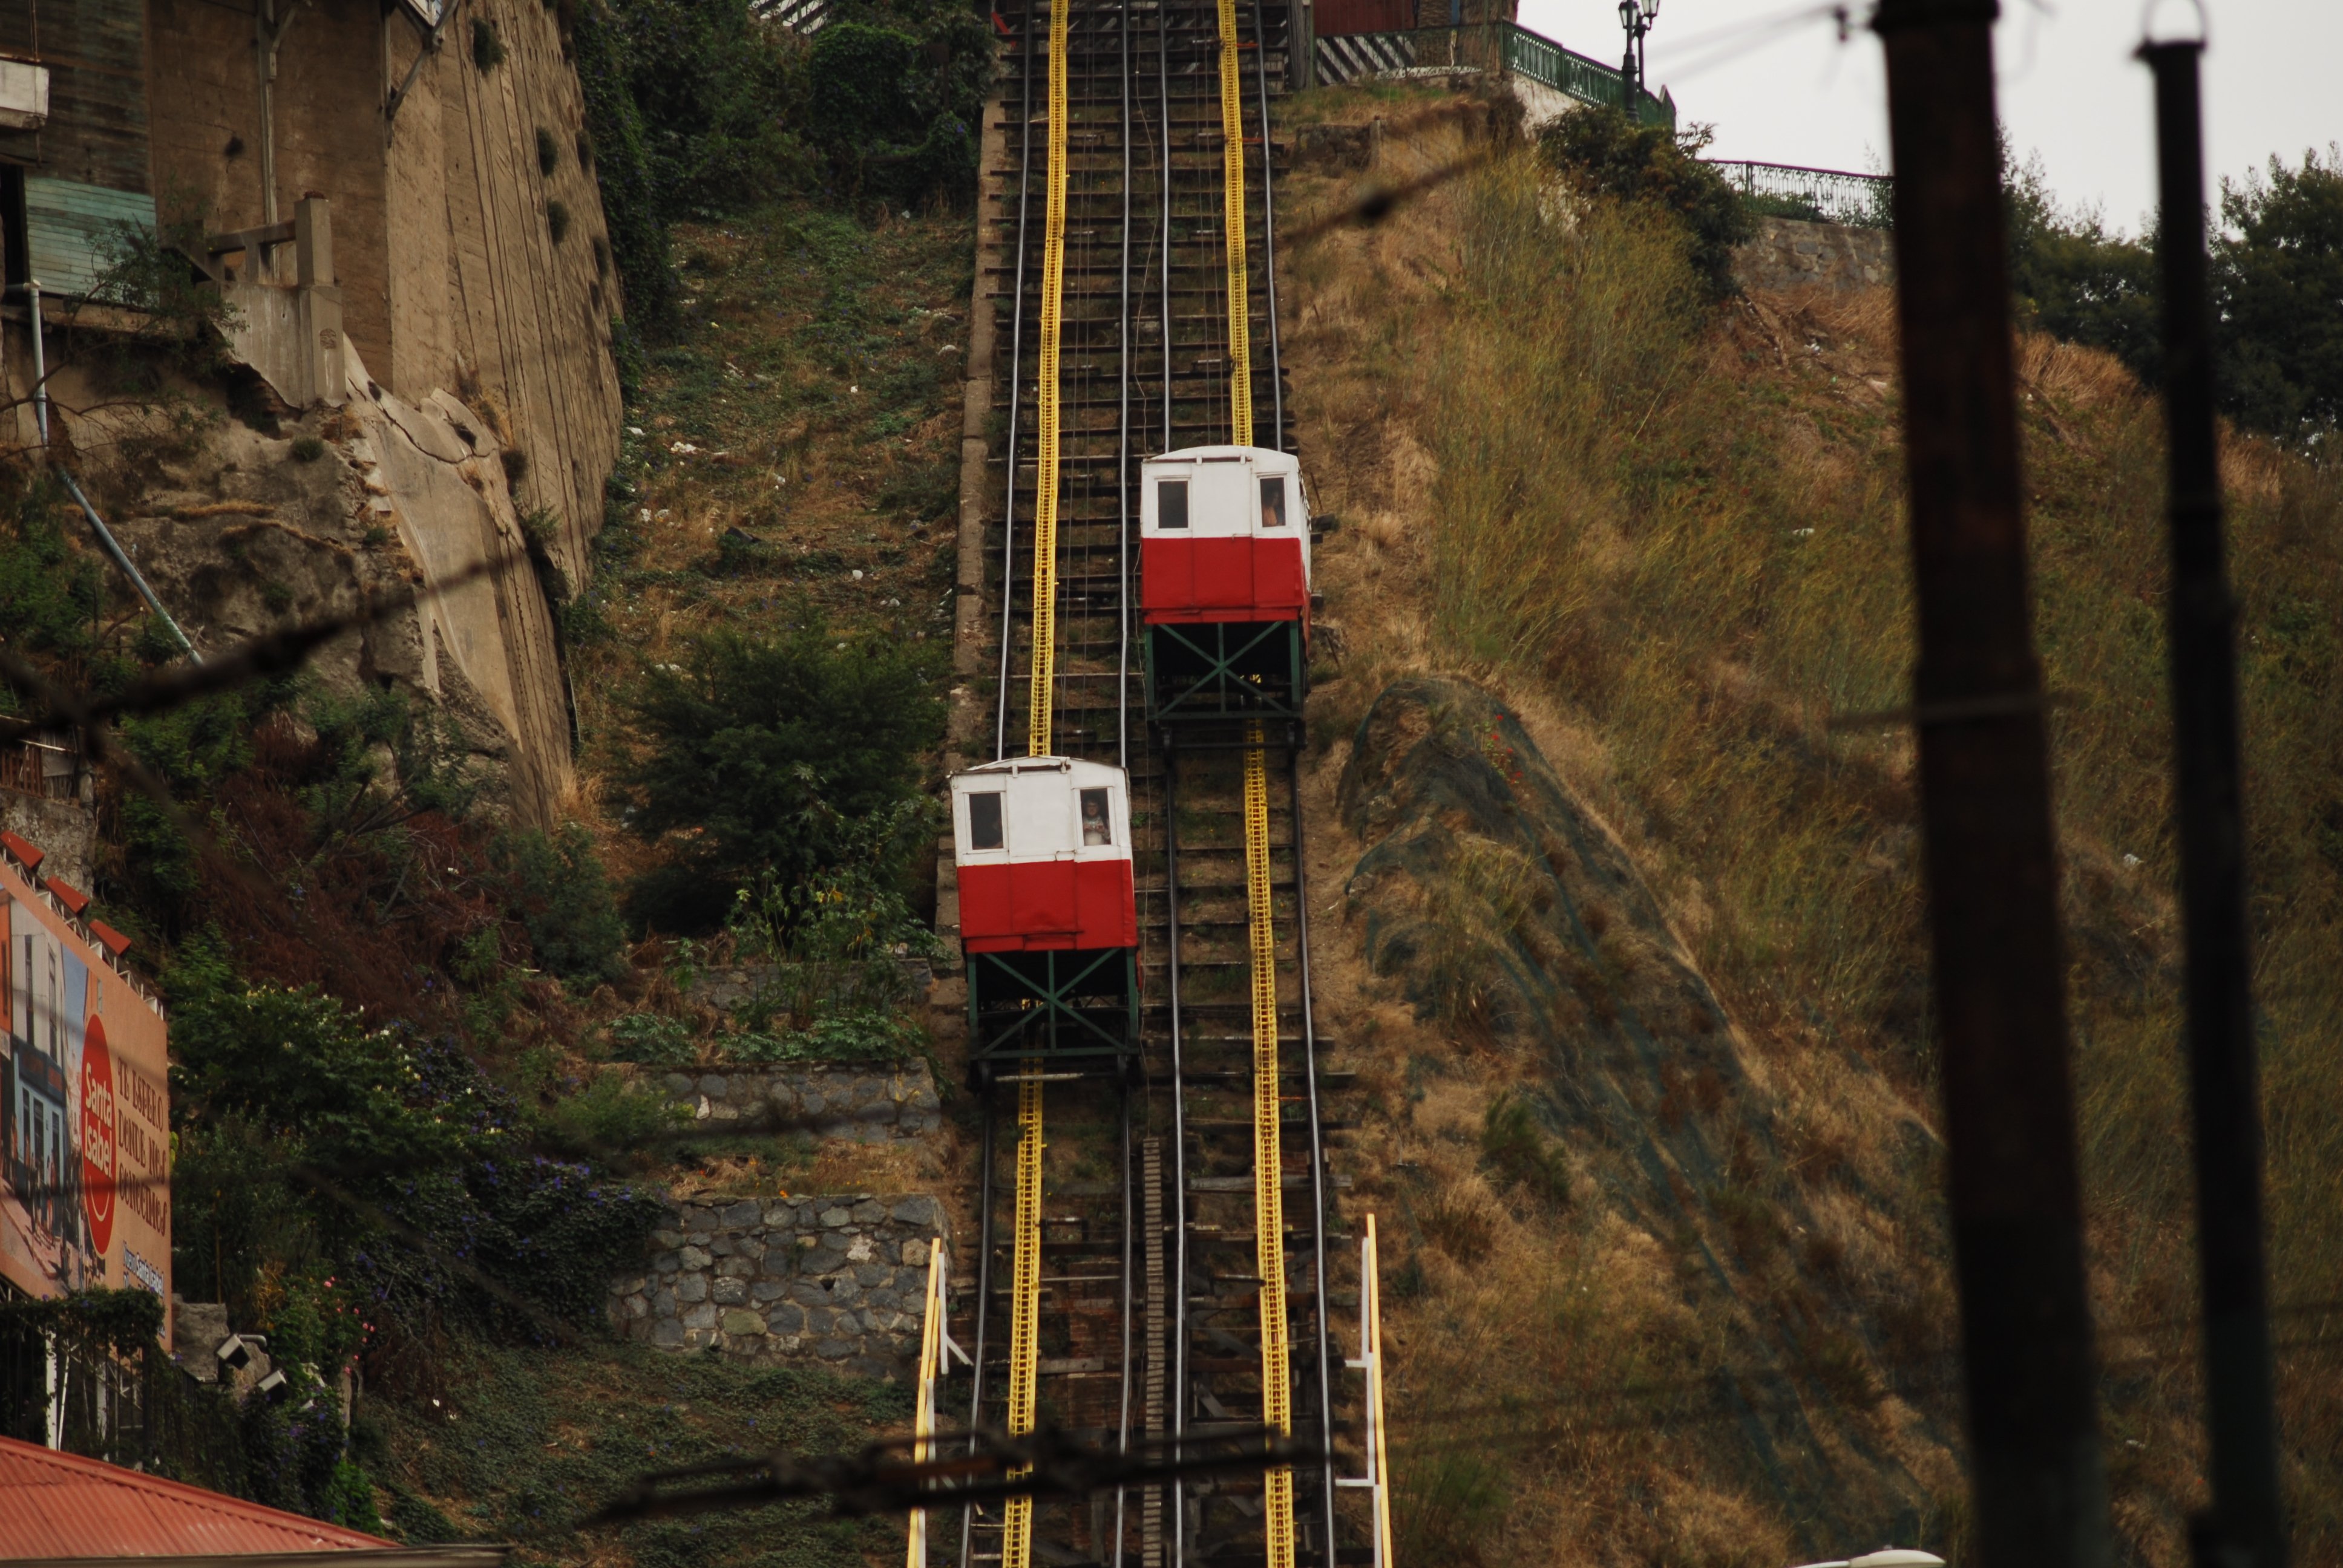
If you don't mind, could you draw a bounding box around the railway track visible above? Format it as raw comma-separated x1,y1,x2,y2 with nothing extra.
936,2,1375,1566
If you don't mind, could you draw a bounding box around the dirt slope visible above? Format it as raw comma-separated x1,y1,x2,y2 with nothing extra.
1279,80,2343,1567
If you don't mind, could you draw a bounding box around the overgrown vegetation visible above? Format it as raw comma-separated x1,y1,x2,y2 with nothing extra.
1286,91,2343,1565
613,619,943,930
2007,138,2343,444
571,0,989,338
1539,106,1754,299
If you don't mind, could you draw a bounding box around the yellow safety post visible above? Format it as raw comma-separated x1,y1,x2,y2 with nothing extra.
1244,724,1294,1567
1026,0,1072,757
1216,0,1252,446
1363,1215,1394,1568
1002,1065,1047,1568
906,1239,948,1568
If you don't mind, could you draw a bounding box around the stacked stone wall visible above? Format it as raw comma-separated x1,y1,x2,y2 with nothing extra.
1735,215,1893,293
608,1194,948,1377
634,1059,942,1142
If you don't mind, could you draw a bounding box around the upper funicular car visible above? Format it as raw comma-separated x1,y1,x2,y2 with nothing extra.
1139,445,1312,733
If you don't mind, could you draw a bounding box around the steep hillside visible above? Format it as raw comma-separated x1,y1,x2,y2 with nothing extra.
1277,83,2343,1566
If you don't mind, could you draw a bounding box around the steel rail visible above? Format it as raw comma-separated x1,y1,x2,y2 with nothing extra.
1287,746,1336,1564
1250,0,1284,449
1165,740,1192,1568
995,0,1038,760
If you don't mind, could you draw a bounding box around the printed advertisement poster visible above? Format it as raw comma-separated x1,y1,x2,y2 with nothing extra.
0,861,170,1317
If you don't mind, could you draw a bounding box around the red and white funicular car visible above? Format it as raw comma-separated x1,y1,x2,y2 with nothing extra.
1139,445,1312,728
950,756,1138,1082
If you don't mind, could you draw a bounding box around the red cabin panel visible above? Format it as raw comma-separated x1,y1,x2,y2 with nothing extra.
960,859,1139,952
1141,535,1308,624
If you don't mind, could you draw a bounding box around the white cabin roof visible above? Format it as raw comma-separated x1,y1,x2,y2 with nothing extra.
950,756,1132,864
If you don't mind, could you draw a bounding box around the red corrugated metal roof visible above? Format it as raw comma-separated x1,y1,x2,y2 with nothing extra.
0,1436,396,1558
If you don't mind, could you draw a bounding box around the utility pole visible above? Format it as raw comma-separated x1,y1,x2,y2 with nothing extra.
2139,29,2290,1568
1870,3,2111,1566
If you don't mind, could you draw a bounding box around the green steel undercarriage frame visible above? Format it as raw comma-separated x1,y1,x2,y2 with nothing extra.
1144,619,1308,728
965,946,1140,1088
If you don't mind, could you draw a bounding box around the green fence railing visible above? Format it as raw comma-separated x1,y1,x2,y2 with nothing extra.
1314,22,1674,129
1706,159,1895,228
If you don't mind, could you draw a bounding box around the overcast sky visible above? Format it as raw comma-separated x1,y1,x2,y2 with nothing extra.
1508,0,2343,235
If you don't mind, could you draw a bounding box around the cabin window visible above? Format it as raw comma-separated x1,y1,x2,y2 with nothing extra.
968,791,1005,851
1080,788,1112,846
1158,479,1189,529
1260,477,1286,528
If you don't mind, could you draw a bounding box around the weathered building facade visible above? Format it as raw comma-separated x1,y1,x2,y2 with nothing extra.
0,0,625,823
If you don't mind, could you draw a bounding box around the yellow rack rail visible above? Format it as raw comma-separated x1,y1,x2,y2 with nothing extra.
1026,0,1072,759
1217,0,1253,446
1001,1065,1048,1568
1244,725,1295,1567
1006,2,1071,1560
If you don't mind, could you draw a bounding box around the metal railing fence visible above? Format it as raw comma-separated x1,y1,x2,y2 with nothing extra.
1314,22,1675,128
1706,159,1895,228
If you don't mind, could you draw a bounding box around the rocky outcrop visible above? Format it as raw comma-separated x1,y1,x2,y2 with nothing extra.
1337,676,1951,1543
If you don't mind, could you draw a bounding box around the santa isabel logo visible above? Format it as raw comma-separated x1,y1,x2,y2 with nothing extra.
79,1015,116,1255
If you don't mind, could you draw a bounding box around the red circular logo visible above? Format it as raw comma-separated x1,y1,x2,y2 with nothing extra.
79,1016,115,1255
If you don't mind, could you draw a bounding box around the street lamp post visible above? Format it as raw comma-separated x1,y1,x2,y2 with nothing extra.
1617,0,1660,119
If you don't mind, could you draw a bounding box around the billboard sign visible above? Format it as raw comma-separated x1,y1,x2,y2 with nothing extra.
0,841,169,1316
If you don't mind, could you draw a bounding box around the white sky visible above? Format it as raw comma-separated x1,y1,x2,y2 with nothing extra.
1508,0,2343,237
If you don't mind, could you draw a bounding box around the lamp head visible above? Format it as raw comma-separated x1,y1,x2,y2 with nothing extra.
1641,0,1660,19
1619,0,1635,29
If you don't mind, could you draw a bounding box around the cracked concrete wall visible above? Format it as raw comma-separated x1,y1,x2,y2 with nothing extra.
145,0,624,596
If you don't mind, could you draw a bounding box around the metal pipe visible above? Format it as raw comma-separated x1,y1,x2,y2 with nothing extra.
1870,4,2109,1565
1287,747,1334,1566
26,284,201,662
2141,34,2288,1568
996,0,1038,760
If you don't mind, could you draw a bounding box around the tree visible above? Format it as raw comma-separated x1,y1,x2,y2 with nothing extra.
2215,146,2343,441
614,621,943,930
2004,145,2160,385
1538,108,1754,299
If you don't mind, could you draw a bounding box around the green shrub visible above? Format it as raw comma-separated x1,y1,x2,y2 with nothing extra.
608,1012,693,1065
1538,107,1754,299
546,198,571,244
536,125,560,176
2005,142,2160,386
471,17,505,70
491,823,628,983
537,1070,690,1162
0,475,101,659
1480,1093,1571,1207
614,618,943,929
289,434,327,462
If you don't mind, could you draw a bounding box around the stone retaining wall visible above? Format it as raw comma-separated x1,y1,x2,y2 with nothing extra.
638,1059,942,1143
1735,216,1893,293
608,1194,948,1376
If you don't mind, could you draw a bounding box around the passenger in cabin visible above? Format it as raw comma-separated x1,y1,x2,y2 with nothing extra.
1259,477,1285,529
1081,789,1112,846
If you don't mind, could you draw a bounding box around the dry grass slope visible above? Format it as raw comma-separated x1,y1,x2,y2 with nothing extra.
1279,82,2343,1567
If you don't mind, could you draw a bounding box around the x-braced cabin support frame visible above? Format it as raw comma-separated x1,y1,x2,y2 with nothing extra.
966,947,1141,1086
1145,619,1308,728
